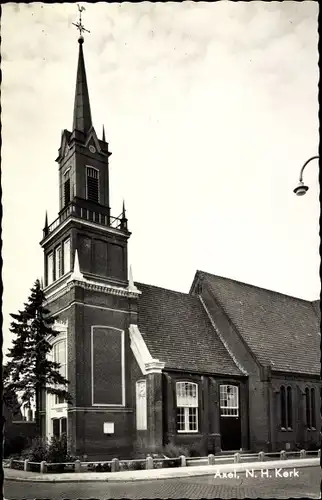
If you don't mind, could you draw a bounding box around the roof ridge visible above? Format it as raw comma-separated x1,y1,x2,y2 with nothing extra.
199,270,317,303
136,281,191,297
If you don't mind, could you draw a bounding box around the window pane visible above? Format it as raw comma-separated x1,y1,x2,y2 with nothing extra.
177,407,185,431
63,239,70,274
176,382,198,407
61,417,67,435
52,419,60,438
55,247,61,280
188,407,198,431
47,253,53,286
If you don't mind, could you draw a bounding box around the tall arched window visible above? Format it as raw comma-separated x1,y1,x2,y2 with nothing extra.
305,388,310,428
280,386,286,428
287,386,292,428
53,340,67,405
310,388,316,429
306,387,316,429
176,382,198,433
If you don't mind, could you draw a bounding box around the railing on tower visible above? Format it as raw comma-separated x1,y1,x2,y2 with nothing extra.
43,201,127,238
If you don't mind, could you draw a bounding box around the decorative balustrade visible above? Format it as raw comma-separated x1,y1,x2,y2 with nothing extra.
43,201,127,238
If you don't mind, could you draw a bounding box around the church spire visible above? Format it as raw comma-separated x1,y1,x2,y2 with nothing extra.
72,6,92,134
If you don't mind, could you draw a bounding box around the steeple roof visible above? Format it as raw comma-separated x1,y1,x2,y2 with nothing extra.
73,37,93,134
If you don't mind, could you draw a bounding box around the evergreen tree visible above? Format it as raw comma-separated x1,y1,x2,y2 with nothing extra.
3,279,72,436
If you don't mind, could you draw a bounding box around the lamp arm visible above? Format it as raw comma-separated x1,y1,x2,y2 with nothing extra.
298,155,319,182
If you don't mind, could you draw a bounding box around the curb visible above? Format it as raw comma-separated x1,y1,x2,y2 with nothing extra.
4,458,319,483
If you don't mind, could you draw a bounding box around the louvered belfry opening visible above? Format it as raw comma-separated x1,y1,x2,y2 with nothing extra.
64,178,71,206
87,167,99,203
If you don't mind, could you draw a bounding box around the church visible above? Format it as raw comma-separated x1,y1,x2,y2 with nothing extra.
40,32,321,461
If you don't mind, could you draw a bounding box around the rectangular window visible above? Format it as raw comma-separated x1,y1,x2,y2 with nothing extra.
136,380,147,431
176,382,198,433
86,167,99,203
53,340,67,405
220,385,239,417
63,238,71,274
52,418,60,438
54,246,62,280
47,253,54,286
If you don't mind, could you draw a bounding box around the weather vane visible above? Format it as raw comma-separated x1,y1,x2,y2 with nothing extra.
72,4,90,39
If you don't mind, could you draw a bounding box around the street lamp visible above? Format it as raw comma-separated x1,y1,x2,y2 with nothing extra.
293,156,319,196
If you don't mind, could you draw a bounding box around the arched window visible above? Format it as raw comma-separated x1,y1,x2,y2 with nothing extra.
287,386,292,428
306,387,316,429
280,386,286,428
53,340,67,405
305,388,310,428
176,382,198,433
311,388,316,429
220,384,239,417
280,385,292,429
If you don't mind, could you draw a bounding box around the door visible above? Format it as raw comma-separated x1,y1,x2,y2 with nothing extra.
219,384,241,451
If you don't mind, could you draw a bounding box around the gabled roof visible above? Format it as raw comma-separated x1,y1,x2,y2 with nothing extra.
136,282,243,376
197,271,320,376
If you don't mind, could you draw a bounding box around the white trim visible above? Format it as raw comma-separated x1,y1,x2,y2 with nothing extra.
129,324,165,375
136,379,147,430
41,216,130,247
67,407,133,413
84,130,102,153
45,274,140,303
68,249,84,281
198,296,248,376
91,326,125,407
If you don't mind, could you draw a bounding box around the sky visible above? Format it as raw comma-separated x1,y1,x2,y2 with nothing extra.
2,1,320,356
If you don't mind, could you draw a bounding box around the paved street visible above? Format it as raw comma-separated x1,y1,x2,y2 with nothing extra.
4,466,321,499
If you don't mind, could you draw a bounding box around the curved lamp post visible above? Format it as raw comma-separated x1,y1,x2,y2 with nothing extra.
293,156,319,196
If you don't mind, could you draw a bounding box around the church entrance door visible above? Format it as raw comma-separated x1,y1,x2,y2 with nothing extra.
219,384,241,451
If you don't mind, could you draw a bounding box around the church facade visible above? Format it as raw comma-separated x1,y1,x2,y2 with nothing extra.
40,35,321,460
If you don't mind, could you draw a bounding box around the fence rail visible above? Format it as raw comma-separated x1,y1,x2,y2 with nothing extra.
3,449,320,474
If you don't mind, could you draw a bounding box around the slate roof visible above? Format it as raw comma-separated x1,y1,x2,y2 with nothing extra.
136,282,243,376
199,271,321,376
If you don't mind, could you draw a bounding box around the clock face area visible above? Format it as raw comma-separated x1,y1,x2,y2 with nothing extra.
89,145,96,153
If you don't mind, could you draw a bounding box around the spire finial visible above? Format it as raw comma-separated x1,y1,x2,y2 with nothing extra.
70,249,84,281
122,200,126,217
72,4,90,43
44,210,48,229
128,265,138,292
102,125,106,142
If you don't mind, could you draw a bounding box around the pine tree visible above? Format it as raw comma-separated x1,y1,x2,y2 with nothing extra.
3,279,72,436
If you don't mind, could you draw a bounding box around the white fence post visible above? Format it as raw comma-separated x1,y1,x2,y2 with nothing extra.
111,458,119,472
180,455,187,467
208,454,215,465
75,459,81,472
234,452,240,463
146,455,153,470
40,461,47,473
300,450,306,459
258,451,265,462
24,459,29,472
280,450,286,460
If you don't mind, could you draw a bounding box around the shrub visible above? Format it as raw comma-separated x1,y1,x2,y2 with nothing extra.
163,442,190,458
47,433,68,463
24,436,48,462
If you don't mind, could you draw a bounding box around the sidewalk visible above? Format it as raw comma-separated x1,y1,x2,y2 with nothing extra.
4,457,319,483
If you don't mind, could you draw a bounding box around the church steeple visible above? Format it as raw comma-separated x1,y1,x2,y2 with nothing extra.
73,37,92,134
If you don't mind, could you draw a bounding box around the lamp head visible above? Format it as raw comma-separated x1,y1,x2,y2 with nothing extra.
293,181,309,196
